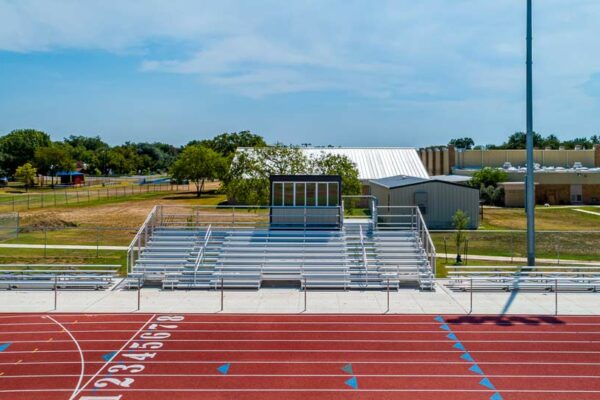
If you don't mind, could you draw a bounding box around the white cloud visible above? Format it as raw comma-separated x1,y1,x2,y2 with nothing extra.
1,0,600,104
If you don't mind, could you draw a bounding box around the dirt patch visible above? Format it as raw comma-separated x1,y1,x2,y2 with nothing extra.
17,192,227,229
19,212,79,232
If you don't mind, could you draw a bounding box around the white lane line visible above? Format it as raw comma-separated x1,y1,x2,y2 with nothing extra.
3,373,600,379
4,338,600,344
7,320,600,326
4,320,600,326
0,312,597,320
71,313,156,399
45,315,85,400
3,329,600,335
4,360,600,366
4,388,600,393
3,349,600,354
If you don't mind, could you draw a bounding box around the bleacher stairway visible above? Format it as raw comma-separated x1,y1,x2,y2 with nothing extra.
128,222,435,291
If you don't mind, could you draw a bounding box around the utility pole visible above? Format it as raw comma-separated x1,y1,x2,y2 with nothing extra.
526,0,536,266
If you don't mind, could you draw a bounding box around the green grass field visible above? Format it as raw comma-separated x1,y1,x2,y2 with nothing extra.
0,248,127,274
1,193,599,274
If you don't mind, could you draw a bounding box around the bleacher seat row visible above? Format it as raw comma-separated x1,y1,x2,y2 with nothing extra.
445,265,600,292
127,222,435,291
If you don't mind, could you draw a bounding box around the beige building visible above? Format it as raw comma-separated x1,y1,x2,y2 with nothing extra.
418,145,600,207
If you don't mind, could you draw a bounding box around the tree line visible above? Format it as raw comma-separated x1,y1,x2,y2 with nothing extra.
0,129,270,178
0,129,363,203
449,132,600,150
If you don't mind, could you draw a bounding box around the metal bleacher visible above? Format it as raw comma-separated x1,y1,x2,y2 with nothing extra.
0,264,119,290
445,265,600,292
126,204,436,291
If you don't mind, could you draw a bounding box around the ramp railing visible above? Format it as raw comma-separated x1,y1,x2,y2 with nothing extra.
375,206,436,277
193,224,212,284
359,224,368,286
127,205,160,274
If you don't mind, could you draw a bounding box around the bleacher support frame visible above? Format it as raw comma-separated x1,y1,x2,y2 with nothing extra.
126,203,437,291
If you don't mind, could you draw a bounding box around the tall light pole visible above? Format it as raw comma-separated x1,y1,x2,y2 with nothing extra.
526,0,535,266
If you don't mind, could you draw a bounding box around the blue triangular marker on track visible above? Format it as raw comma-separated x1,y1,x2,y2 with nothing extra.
342,364,353,375
490,392,503,400
440,324,451,331
453,342,465,351
0,343,11,352
479,377,496,390
434,316,445,323
102,351,117,362
218,363,230,375
460,352,474,362
345,376,358,389
447,333,458,341
469,364,484,375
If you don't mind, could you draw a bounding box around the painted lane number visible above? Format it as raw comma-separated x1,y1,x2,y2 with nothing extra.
80,315,184,399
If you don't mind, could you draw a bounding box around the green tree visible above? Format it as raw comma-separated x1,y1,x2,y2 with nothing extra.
224,144,306,204
106,145,143,175
171,145,225,197
480,184,504,206
224,145,362,205
15,163,37,191
34,144,75,187
541,134,560,149
452,209,470,264
470,167,508,188
449,137,475,149
502,132,543,149
0,129,51,174
193,131,266,157
311,153,362,196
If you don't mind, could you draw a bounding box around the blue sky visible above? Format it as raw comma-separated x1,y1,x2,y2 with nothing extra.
0,0,599,147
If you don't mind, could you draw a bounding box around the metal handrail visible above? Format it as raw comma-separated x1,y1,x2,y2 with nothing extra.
192,225,212,283
414,206,437,277
127,205,160,274
359,225,368,286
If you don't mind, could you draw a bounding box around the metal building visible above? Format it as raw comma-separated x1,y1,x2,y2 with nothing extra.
369,176,480,229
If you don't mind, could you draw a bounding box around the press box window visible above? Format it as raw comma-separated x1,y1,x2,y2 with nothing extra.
272,182,283,206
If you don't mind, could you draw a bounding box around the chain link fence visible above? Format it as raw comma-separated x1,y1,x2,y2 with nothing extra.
0,212,19,241
0,183,190,213
433,230,600,265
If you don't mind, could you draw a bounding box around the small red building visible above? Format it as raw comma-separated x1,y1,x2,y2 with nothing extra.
57,171,85,186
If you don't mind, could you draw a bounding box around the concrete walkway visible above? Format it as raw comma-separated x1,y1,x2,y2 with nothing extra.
439,253,600,266
1,243,597,266
574,208,600,217
0,243,127,251
0,282,598,315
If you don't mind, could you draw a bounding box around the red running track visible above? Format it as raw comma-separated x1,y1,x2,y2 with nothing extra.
1,313,600,400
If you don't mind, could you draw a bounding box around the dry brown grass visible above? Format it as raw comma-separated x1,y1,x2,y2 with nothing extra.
18,186,225,229
481,206,600,230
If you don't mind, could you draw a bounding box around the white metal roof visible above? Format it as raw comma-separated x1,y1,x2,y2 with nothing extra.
237,147,429,180
299,148,429,180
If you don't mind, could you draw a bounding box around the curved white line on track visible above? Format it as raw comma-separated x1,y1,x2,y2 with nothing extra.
72,313,156,399
45,315,85,400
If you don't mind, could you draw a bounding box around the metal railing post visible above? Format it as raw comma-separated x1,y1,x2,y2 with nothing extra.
555,278,558,316
137,277,141,311
303,277,307,313
220,277,224,312
469,278,473,315
386,278,390,314
54,275,58,310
